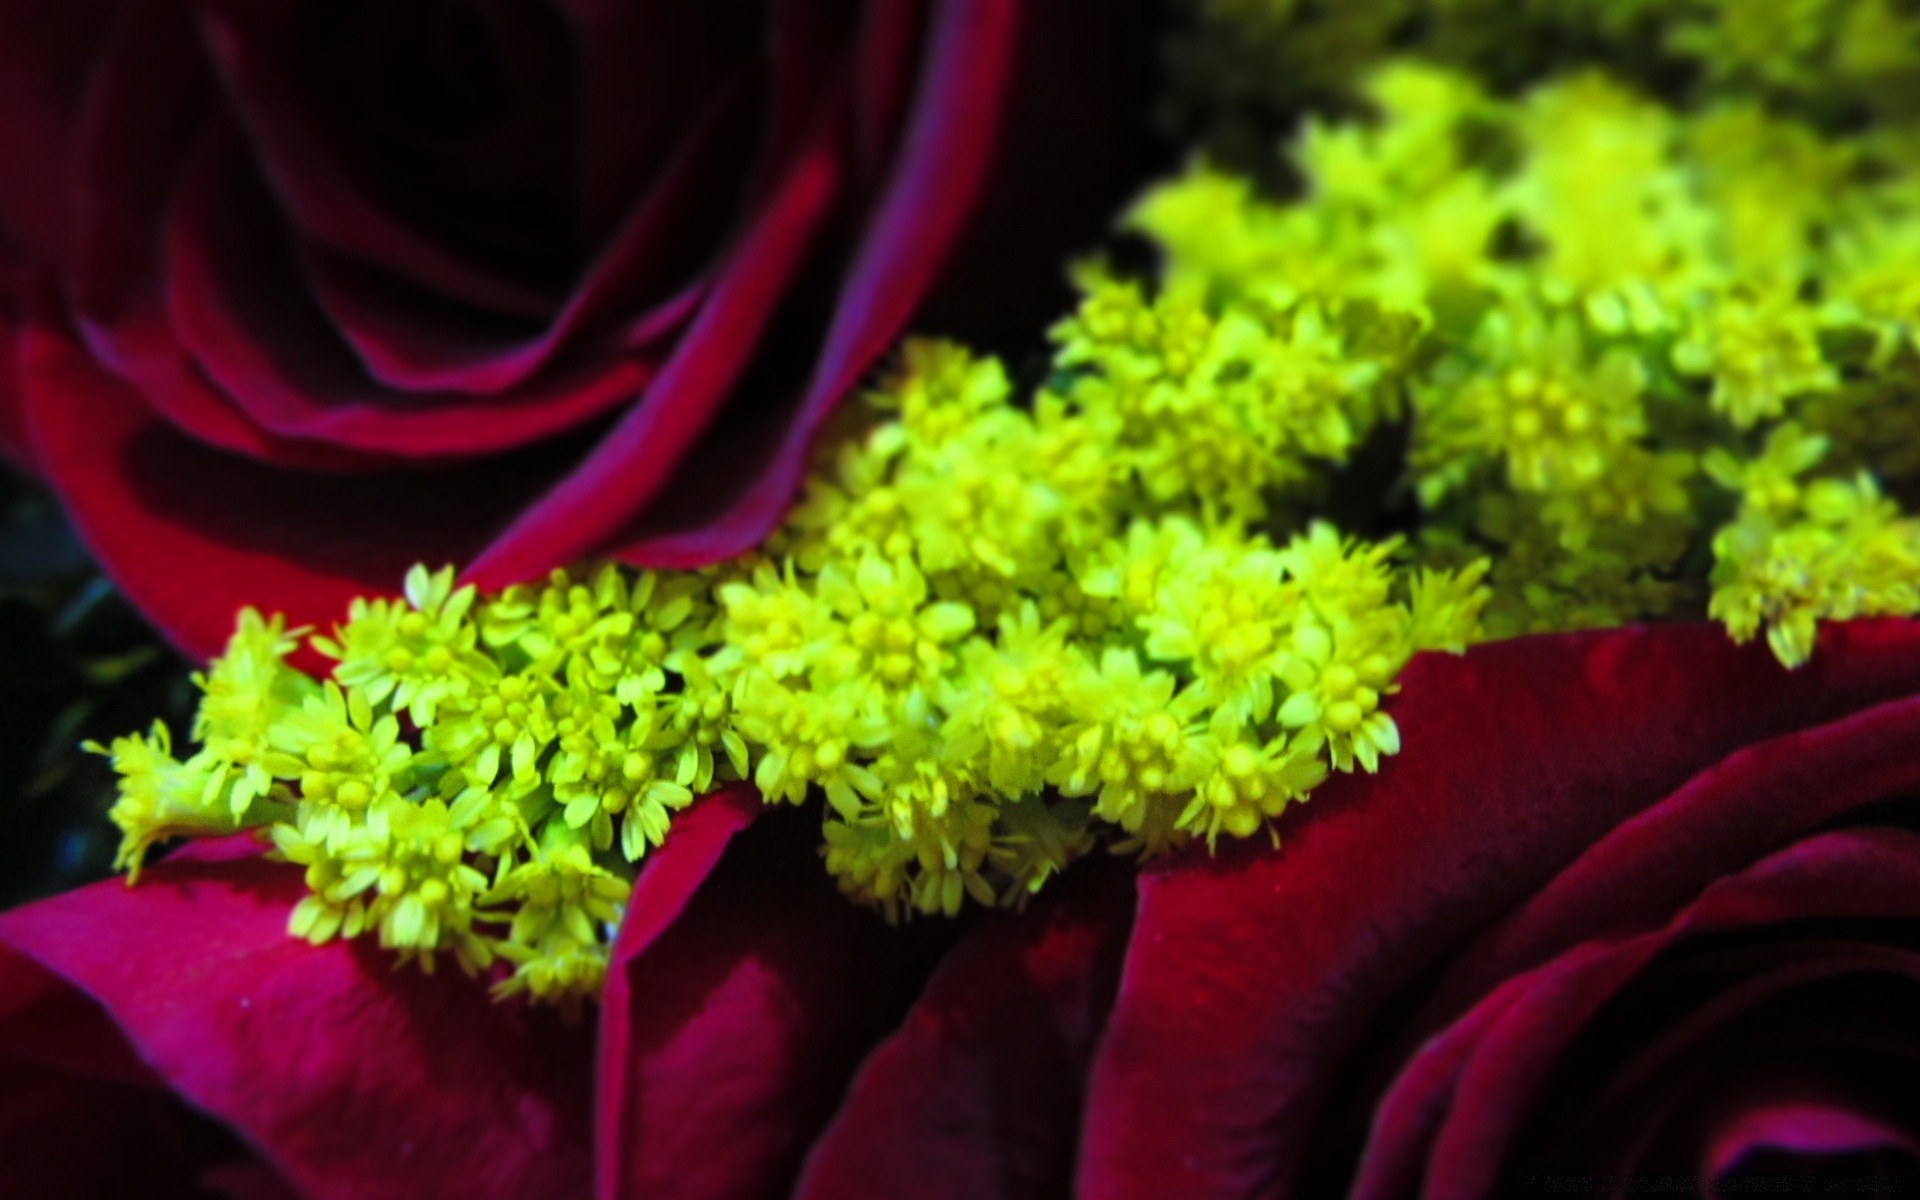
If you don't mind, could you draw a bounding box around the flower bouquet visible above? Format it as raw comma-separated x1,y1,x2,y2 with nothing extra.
3,1,1920,1197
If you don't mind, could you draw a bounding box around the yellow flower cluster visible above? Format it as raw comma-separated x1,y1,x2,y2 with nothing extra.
1707,428,1920,667
95,569,707,1010
743,330,1489,907
1141,59,1920,654
1171,0,1920,145
93,29,1920,1005
99,333,1488,1001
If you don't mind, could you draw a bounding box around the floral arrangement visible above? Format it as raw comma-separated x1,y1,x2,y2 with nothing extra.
3,1,1920,1197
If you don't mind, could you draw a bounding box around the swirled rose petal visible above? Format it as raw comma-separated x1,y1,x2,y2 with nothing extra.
461,96,849,588
850,3,928,182
1380,832,1920,1200
65,1,209,319
0,842,593,1200
613,0,1022,570
1364,945,1919,1199
57,3,656,469
305,78,749,396
1076,620,1920,1200
161,124,665,460
193,0,579,321
0,0,121,263
557,2,763,244
1704,1093,1920,1179
17,316,569,659
1420,689,1920,1024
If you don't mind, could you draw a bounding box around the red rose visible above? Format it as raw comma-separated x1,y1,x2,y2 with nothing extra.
5,622,1920,1198
0,0,1156,660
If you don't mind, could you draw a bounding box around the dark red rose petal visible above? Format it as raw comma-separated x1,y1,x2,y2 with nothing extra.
160,123,660,462
0,1055,250,1200
1396,832,1920,1200
1461,942,1920,1189
849,2,928,184
79,298,403,472
304,77,750,396
751,0,862,205
1076,621,1920,1200
11,0,1160,662
56,1,374,472
1419,690,1920,1029
908,0,1162,347
1704,1093,1920,1179
599,798,948,1200
63,2,674,470
199,1158,309,1200
0,0,123,264
2,941,303,1200
556,2,764,245
65,0,209,320
17,315,572,660
462,96,850,588
0,947,159,1091
0,842,593,1200
793,858,1136,1200
56,2,655,471
596,784,763,1197
193,0,574,322
613,0,1022,570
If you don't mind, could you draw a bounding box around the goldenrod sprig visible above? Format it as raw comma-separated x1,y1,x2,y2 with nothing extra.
93,46,1920,1008
98,328,1486,1001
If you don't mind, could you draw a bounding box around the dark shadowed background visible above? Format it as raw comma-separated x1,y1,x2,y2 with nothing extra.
0,466,193,908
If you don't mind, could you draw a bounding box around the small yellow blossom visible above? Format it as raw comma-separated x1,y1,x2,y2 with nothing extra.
488,821,631,1006
314,565,495,725
272,682,413,851
1051,648,1215,855
88,725,288,881
1710,469,1920,667
191,609,315,815
1181,730,1329,847
990,796,1096,905
1673,287,1838,428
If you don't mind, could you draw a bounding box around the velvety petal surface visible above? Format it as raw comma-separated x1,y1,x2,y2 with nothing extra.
462,100,849,587
608,0,1160,568
1420,688,1920,1026
193,0,577,321
599,800,948,1200
18,314,574,661
1704,1091,1920,1180
613,0,1023,570
156,125,659,461
0,839,594,1200
1362,831,1920,1199
794,857,1137,1200
1,939,306,1200
1076,620,1920,1200
0,0,124,262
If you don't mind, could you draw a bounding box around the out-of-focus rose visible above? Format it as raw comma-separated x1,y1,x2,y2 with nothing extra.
8,622,1920,1199
1071,621,1920,1198
0,0,1157,660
